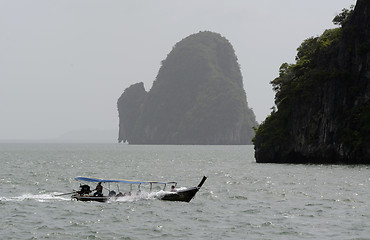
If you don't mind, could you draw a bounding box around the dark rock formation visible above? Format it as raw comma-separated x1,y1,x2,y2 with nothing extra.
253,0,370,164
117,82,147,144
118,31,257,144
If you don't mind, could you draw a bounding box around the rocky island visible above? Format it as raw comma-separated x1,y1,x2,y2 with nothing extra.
253,0,370,164
118,31,257,145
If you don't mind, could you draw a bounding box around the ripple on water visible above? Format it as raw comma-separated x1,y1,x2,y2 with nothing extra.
1,144,370,240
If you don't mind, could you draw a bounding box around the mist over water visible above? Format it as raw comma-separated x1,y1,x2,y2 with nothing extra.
1,144,370,239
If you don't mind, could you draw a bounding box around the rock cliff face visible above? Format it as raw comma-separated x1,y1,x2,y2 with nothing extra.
117,82,147,144
253,0,370,163
118,31,257,144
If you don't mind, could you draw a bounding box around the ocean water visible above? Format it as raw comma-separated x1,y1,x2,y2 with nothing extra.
1,143,370,240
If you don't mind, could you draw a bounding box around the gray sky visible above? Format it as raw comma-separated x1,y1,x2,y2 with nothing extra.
0,0,355,140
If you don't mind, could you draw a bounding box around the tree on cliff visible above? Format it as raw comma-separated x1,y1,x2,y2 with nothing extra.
253,0,370,164
332,6,354,26
117,31,257,145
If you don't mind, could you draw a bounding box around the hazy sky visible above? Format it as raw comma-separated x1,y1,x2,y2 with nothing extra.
0,0,355,140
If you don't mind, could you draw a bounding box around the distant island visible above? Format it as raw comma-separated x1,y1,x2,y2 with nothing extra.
253,0,370,164
118,31,257,145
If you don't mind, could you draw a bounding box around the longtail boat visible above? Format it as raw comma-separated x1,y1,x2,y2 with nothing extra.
70,176,207,203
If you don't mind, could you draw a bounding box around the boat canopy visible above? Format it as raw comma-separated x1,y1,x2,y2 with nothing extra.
75,176,176,185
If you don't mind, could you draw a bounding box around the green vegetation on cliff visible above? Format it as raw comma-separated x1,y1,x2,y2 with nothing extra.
118,31,257,144
254,0,370,163
255,28,344,151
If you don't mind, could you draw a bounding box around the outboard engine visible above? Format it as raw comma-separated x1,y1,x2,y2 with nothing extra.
79,184,91,195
